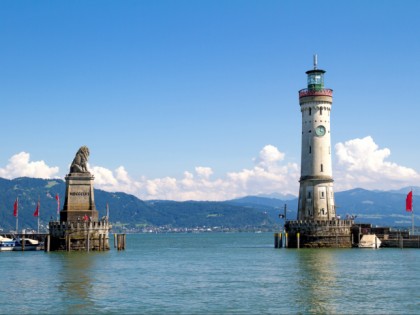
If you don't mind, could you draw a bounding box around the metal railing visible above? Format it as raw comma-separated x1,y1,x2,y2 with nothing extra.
299,88,333,98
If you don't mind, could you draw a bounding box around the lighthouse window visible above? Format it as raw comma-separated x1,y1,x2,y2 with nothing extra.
320,108,323,115
321,164,324,172
309,108,312,116
309,146,311,154
308,192,311,198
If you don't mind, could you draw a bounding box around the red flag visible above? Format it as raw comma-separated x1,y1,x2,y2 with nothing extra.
56,193,60,214
13,198,18,217
406,191,413,212
33,201,40,217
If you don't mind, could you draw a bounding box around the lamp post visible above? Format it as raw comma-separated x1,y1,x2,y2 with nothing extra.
278,204,287,248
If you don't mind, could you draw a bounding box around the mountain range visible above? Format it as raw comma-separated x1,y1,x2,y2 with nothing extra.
0,177,417,232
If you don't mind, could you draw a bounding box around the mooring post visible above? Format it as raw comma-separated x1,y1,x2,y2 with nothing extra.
66,235,70,252
116,234,126,251
400,232,404,249
22,232,25,252
285,232,288,248
297,232,300,249
114,233,117,248
274,233,279,248
44,235,50,252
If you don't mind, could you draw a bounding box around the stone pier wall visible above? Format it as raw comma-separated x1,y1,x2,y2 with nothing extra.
48,220,111,251
285,219,354,248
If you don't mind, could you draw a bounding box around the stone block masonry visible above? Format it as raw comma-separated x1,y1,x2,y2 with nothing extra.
285,220,354,248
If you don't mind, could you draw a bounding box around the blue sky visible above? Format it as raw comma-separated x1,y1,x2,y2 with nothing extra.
1,1,419,200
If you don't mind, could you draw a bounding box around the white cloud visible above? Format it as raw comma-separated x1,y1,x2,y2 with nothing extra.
2,138,419,201
334,136,420,191
255,144,285,166
0,152,59,179
90,165,141,195
195,166,213,179
90,145,300,201
90,139,420,200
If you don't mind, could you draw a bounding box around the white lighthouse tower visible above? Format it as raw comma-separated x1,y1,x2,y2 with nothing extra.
297,55,336,221
283,56,353,248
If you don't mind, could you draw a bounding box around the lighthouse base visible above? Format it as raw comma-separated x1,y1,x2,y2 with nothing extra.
285,220,354,248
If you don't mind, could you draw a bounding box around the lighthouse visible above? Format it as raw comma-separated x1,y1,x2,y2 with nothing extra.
297,55,336,221
283,56,353,248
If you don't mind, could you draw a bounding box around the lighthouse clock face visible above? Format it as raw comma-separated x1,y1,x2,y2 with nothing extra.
315,125,326,137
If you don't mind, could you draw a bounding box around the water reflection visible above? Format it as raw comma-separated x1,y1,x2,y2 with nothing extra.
294,249,344,314
54,252,103,314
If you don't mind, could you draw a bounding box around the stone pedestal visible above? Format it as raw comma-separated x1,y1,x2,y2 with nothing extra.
60,173,98,222
285,219,354,248
48,170,111,251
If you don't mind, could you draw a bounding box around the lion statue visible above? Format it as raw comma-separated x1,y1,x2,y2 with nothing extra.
70,146,90,173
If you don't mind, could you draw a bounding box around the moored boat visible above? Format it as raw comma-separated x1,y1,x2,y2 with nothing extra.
0,235,16,251
12,238,44,251
359,234,381,248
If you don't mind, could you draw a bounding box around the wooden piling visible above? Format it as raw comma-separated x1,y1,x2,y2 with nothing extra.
116,234,126,251
45,235,50,252
66,235,71,252
297,232,300,249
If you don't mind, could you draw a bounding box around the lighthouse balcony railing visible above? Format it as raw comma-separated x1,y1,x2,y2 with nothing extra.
299,88,333,98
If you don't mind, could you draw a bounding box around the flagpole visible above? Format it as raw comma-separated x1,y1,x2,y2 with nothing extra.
56,193,60,222
412,189,415,236
37,197,40,234
16,197,19,234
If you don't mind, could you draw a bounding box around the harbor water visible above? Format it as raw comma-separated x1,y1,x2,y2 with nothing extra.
1,232,420,314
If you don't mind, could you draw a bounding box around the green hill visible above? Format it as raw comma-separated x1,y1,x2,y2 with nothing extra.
0,177,275,232
1,177,415,233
